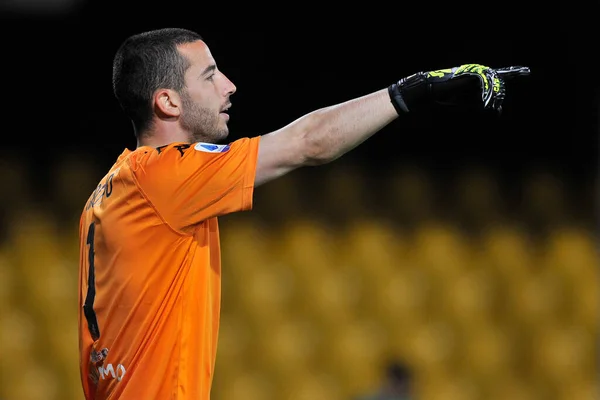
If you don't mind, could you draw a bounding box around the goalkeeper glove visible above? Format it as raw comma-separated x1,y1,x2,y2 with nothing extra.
388,64,530,114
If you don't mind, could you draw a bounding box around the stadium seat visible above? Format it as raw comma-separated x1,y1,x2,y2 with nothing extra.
339,219,408,279
1,362,60,400
251,172,303,225
213,370,275,400
0,248,15,315
214,313,255,372
220,216,275,298
373,266,429,333
298,264,362,327
50,153,100,220
520,169,568,228
316,162,370,223
416,368,479,400
485,372,538,400
505,268,567,330
436,267,499,328
479,223,537,291
383,164,435,226
251,316,320,378
276,218,341,273
459,323,514,383
277,370,343,400
9,231,74,324
401,321,457,374
0,309,38,385
542,226,598,282
529,325,595,386
0,155,33,211
452,166,504,230
230,256,295,324
409,221,473,282
556,375,600,400
321,320,389,397
539,227,598,331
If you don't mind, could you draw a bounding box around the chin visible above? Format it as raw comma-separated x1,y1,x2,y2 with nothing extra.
216,128,230,142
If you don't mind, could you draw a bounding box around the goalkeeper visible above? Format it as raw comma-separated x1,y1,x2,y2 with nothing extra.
79,27,530,400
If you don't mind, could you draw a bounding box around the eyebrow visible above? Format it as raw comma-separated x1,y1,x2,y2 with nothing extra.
200,64,216,77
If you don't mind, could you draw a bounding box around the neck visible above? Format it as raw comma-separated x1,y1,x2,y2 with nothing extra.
137,124,192,149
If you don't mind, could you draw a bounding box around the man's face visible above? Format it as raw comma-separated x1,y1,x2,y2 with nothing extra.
177,40,236,143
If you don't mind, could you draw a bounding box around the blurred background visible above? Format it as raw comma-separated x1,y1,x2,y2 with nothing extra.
0,2,597,400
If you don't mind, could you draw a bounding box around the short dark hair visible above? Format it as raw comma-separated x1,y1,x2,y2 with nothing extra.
112,28,203,136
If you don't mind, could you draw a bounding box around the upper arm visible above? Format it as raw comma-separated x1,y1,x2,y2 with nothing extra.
133,138,260,233
255,125,313,187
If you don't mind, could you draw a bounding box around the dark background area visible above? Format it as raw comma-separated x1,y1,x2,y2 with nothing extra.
0,4,597,213
0,3,597,400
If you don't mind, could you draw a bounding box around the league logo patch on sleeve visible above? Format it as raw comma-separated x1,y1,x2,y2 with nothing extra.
194,143,231,153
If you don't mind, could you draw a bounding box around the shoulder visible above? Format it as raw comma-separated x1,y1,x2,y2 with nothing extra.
128,138,259,173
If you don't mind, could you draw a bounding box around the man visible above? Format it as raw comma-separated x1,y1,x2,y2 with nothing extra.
78,27,529,399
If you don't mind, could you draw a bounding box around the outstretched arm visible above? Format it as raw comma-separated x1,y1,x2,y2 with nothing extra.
254,64,529,187
255,88,396,186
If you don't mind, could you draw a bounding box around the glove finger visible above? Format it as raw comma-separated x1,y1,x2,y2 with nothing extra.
481,70,500,108
496,66,531,79
483,73,505,111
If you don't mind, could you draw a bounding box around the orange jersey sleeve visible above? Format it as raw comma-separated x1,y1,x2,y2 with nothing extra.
78,136,260,400
132,138,260,234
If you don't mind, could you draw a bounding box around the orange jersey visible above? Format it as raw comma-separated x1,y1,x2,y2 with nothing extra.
78,137,260,399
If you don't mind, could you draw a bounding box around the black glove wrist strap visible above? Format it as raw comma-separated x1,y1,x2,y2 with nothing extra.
388,72,430,114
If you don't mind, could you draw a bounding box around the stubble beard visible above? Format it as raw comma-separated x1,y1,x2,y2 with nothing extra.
179,91,229,144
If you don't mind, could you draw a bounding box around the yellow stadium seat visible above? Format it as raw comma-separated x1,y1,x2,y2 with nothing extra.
459,323,514,382
251,172,303,224
520,169,567,226
0,248,15,315
409,222,473,281
321,320,389,396
556,376,600,400
0,308,37,363
277,370,343,400
384,164,434,225
7,206,62,263
1,363,60,400
569,275,599,333
56,222,81,266
220,216,275,288
50,153,100,217
276,218,341,274
542,227,598,281
46,315,79,367
296,265,362,326
537,228,599,332
485,372,538,400
230,258,295,324
213,370,275,400
452,166,504,229
436,267,499,328
529,325,595,387
338,219,408,282
251,317,320,378
215,313,255,373
479,223,538,284
0,156,33,209
373,266,429,333
316,163,369,222
396,321,456,375
416,369,479,400
505,269,567,329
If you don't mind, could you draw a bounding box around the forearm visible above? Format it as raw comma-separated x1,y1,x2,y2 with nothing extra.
297,88,398,164
254,88,399,186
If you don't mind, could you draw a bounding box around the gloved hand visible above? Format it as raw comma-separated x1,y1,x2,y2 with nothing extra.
388,63,530,114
